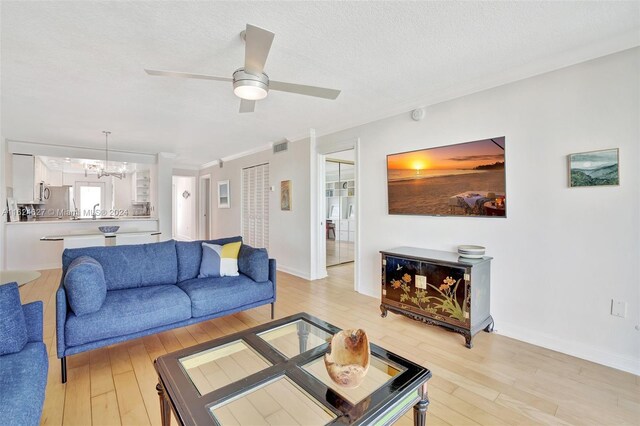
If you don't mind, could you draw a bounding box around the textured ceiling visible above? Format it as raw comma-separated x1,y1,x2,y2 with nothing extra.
2,1,638,167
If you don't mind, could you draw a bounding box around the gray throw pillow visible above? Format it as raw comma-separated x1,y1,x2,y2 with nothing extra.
64,256,107,316
0,282,28,355
238,245,269,282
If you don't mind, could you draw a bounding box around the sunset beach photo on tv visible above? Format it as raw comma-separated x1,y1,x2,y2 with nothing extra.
387,137,506,217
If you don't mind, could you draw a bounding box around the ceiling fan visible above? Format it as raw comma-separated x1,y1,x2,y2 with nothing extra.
144,24,341,113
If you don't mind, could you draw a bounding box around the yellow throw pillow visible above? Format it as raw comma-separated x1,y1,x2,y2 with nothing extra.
198,241,242,278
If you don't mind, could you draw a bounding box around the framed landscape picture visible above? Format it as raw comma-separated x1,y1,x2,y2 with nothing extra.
568,148,619,187
387,137,506,217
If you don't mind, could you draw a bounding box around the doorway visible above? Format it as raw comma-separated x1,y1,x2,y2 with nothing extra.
314,137,360,292
325,150,355,267
199,175,211,239
172,175,196,241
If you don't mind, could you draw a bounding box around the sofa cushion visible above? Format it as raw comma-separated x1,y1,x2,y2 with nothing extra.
62,240,178,290
0,341,48,425
238,245,269,283
64,256,107,316
0,283,28,355
178,275,274,318
176,236,242,282
64,285,191,346
199,241,241,278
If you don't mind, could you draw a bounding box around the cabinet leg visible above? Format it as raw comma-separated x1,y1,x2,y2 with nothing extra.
380,306,388,318
464,334,473,349
484,316,494,333
380,305,388,318
156,382,171,426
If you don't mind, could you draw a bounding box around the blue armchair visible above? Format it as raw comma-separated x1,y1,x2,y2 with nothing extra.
0,283,48,426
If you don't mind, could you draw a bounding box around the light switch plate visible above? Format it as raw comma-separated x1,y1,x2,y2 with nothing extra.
611,300,627,318
415,275,427,290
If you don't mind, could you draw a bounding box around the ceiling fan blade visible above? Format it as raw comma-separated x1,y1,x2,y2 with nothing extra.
144,69,232,82
244,24,275,75
239,99,256,113
269,80,341,100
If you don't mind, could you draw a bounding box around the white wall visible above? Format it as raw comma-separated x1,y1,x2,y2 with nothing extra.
316,48,640,374
200,138,312,278
0,139,6,269
156,153,174,241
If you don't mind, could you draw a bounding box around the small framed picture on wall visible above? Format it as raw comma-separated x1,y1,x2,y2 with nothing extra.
568,148,619,187
217,180,230,208
280,180,292,211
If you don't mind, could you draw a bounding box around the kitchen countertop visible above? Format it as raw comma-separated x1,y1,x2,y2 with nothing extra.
6,216,158,225
41,231,161,241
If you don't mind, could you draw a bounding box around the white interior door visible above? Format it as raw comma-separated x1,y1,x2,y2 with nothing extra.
173,176,196,241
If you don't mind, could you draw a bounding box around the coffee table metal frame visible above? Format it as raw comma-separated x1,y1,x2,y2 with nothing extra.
155,312,431,426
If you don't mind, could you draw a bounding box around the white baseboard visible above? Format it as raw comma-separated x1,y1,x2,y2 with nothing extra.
277,264,311,280
312,269,328,280
496,322,640,376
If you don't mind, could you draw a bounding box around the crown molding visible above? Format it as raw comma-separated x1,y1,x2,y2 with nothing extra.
198,143,273,169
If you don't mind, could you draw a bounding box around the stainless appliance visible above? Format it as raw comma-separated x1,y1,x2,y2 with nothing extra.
37,182,51,203
37,186,73,218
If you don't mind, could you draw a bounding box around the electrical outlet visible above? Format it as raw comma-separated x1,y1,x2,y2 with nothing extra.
611,300,627,318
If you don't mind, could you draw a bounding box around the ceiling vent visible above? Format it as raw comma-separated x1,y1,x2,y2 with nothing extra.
273,140,289,154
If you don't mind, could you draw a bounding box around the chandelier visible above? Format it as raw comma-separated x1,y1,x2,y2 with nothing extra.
89,131,126,180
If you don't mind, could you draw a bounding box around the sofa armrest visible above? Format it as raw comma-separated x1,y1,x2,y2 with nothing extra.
22,301,44,343
56,284,68,358
269,258,277,300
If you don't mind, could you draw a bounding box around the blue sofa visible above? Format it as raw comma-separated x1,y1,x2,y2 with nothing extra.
56,237,276,382
0,284,48,426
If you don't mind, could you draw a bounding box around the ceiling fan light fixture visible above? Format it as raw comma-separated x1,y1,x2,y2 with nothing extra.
145,24,342,112
232,68,269,100
233,83,268,100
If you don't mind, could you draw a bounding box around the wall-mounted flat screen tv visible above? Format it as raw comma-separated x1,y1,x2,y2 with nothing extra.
387,137,506,217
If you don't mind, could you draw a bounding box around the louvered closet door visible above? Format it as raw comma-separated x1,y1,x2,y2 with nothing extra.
241,163,269,249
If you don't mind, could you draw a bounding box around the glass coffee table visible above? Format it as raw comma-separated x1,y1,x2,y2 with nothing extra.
154,312,431,426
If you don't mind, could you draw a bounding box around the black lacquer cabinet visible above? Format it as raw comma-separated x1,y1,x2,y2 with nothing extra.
380,247,494,348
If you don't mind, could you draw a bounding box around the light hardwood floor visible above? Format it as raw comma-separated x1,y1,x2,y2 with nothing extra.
19,265,639,426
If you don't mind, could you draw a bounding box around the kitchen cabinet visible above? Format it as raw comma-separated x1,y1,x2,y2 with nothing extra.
33,156,47,202
380,247,493,348
131,170,151,202
12,154,36,203
12,154,62,203
47,168,63,186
